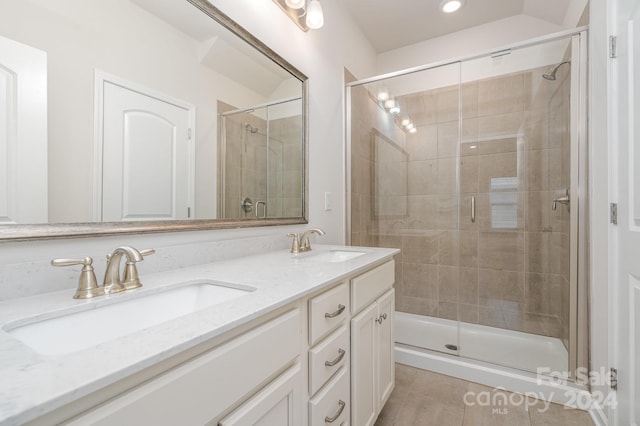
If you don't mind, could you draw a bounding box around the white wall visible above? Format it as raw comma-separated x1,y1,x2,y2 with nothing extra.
375,14,564,75
0,0,377,299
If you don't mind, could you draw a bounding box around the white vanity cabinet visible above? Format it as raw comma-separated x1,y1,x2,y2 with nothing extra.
23,255,397,426
350,261,395,426
307,282,351,425
63,309,302,426
219,363,302,426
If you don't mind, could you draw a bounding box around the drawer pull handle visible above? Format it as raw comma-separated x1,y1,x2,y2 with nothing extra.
325,348,346,367
325,304,345,318
325,399,346,423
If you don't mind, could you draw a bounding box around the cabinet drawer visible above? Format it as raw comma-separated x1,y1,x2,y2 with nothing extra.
309,325,349,395
65,309,301,426
351,260,394,315
219,363,302,426
309,366,350,426
309,282,349,345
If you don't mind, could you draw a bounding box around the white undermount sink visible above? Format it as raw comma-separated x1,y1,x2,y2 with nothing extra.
5,280,255,356
297,250,367,263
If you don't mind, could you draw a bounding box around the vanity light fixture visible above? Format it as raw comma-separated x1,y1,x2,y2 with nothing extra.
285,0,305,9
440,0,465,13
400,118,417,134
273,0,325,31
306,0,324,29
384,99,400,114
377,88,390,102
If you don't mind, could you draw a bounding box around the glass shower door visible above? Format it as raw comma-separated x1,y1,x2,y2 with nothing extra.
349,62,463,355
457,34,581,373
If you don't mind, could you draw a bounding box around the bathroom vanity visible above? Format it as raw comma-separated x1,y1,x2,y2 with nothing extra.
0,245,398,425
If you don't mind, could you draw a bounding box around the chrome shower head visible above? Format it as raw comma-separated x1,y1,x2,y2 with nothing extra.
542,61,571,81
244,122,259,133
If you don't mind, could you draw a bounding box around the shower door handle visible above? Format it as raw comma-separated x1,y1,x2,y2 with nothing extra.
471,196,476,223
255,200,266,218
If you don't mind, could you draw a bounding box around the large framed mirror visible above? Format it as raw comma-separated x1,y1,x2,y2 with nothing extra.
0,0,308,240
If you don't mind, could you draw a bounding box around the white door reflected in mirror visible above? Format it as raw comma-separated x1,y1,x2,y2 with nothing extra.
99,76,194,221
0,35,47,224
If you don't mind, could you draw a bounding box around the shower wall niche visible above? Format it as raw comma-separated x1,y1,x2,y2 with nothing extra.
348,33,584,374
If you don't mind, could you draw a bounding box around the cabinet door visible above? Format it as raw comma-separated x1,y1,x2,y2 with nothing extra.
219,363,302,426
350,302,377,426
376,289,395,409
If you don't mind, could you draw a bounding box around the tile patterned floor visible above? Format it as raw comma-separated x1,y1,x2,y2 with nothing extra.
375,364,595,426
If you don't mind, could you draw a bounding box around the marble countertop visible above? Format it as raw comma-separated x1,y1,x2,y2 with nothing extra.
0,244,398,425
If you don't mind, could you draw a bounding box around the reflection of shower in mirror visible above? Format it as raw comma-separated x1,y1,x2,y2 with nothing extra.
244,122,259,133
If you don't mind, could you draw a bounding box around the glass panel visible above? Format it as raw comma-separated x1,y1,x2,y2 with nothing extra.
349,62,462,355
220,97,303,220
458,36,574,373
266,99,303,218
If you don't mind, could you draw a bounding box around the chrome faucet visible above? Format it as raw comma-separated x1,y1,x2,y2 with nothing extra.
104,246,155,293
289,227,325,253
300,227,326,251
52,246,155,299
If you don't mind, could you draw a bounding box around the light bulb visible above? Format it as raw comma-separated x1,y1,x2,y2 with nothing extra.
401,118,411,126
390,106,400,114
440,0,464,13
378,91,389,102
406,123,415,130
409,128,417,133
384,99,396,109
306,0,324,29
285,0,305,9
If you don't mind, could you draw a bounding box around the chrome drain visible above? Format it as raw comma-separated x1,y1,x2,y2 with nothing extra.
445,344,458,351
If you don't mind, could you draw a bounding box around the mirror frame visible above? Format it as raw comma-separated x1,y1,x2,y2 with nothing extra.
0,0,308,241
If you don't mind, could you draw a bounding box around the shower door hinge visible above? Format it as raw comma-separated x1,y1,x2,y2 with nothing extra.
188,207,191,218
609,36,617,59
188,128,192,140
610,367,618,390
610,203,618,225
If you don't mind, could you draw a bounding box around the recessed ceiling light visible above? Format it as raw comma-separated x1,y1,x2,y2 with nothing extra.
440,0,464,13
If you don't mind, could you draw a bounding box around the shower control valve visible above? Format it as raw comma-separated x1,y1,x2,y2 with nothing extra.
552,189,570,212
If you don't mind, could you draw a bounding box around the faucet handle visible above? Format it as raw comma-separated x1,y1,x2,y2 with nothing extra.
287,233,301,254
139,248,156,257
51,257,104,299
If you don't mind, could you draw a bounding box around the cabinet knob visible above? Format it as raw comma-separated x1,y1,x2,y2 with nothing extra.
325,400,346,423
376,313,388,324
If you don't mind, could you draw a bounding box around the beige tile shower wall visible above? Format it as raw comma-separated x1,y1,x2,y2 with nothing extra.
350,68,572,342
219,104,302,220
218,102,268,220
269,116,303,218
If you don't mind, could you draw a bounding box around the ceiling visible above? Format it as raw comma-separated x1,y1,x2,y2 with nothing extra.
341,0,572,52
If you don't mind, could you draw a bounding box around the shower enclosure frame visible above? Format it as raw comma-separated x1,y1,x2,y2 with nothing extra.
345,26,589,381
218,95,304,220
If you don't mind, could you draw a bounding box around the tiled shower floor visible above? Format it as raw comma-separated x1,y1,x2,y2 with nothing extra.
375,364,595,426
